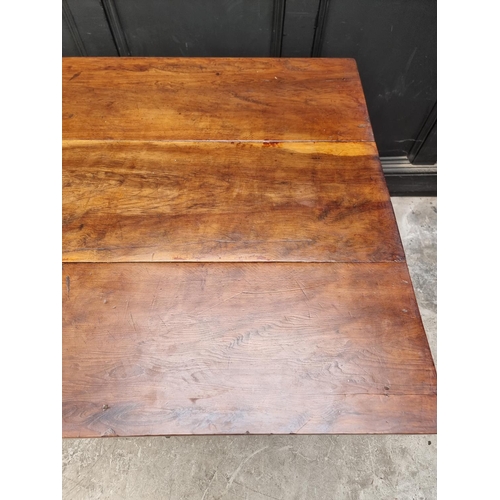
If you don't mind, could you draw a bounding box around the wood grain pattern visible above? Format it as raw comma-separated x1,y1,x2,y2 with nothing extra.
62,57,436,436
62,58,374,142
63,141,404,263
62,262,436,437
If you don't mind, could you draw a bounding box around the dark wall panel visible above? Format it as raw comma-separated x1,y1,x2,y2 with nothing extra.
63,14,81,56
320,0,436,157
66,0,118,56
62,0,117,56
408,102,436,164
281,0,320,57
412,121,437,165
113,0,276,57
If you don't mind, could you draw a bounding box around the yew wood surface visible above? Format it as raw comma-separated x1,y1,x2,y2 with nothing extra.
62,263,436,437
63,58,374,142
62,57,436,436
63,141,403,263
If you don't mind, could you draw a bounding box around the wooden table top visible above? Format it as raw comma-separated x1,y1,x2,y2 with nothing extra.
62,58,436,437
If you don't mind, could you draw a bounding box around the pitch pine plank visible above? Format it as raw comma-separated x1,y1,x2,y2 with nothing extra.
63,141,404,263
62,263,436,437
62,58,374,142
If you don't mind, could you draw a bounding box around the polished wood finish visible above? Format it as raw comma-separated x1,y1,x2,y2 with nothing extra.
62,58,374,142
62,57,436,436
63,140,403,263
62,263,436,437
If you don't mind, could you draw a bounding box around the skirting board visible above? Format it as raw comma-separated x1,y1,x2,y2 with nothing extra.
381,157,437,197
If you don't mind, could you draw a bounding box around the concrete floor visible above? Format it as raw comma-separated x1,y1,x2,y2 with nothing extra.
63,197,437,500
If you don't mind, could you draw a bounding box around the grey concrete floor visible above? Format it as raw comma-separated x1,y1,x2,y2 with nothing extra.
63,197,437,500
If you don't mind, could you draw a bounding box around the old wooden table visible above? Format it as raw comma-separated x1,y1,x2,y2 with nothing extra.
62,58,437,437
